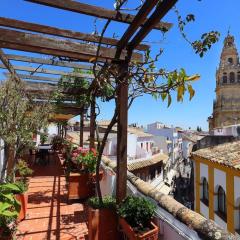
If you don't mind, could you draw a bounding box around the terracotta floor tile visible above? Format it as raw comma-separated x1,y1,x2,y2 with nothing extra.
16,154,88,240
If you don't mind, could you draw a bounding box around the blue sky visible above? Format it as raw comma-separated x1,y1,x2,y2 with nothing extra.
0,0,240,130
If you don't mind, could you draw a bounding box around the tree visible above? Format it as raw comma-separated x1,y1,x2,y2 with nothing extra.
53,0,220,203
0,78,52,180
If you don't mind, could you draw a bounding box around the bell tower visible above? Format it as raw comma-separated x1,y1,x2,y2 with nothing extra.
209,33,240,130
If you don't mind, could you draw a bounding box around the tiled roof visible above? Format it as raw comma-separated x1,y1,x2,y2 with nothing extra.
192,140,240,169
181,133,204,143
127,153,168,171
128,127,153,138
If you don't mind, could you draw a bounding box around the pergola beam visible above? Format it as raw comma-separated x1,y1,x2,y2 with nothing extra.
0,49,21,82
25,0,171,31
5,54,95,70
4,72,60,83
0,64,94,78
0,28,143,62
117,0,159,52
0,42,107,63
129,0,178,50
0,17,149,52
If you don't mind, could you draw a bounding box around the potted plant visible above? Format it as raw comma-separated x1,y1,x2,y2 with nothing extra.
14,159,33,221
68,147,103,200
118,196,158,240
40,132,48,145
14,181,29,221
0,183,21,239
87,196,119,240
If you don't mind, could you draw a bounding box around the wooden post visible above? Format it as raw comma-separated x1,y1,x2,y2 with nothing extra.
80,112,84,147
89,97,96,149
116,61,128,203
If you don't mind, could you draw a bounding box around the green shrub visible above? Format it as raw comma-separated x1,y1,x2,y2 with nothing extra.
14,181,28,193
88,196,116,210
15,159,33,179
0,183,21,237
118,196,156,232
40,132,48,145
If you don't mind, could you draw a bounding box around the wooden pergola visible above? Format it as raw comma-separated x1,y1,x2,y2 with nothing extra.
0,0,177,202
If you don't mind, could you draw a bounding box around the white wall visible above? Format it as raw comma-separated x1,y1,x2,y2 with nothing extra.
182,140,194,159
214,214,227,230
48,124,58,136
128,134,137,158
152,136,168,154
100,167,116,196
200,163,208,199
200,202,209,219
200,163,209,180
214,169,226,192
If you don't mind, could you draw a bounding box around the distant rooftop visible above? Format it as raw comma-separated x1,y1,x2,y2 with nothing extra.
192,140,240,169
127,153,168,171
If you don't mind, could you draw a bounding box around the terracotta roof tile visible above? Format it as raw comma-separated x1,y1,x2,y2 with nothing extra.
127,153,168,171
192,140,240,169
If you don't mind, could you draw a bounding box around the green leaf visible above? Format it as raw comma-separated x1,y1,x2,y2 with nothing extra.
177,85,185,102
167,94,172,107
161,92,167,101
0,202,11,213
152,92,158,100
188,85,195,100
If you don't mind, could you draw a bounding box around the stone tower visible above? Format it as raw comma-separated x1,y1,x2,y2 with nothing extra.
208,33,240,130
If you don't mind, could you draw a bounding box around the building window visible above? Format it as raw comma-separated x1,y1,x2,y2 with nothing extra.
222,73,227,83
141,143,143,149
201,178,209,206
228,57,233,64
230,72,235,83
146,142,149,151
217,186,227,221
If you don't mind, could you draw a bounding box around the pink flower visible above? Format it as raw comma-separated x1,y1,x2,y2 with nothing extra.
72,152,78,158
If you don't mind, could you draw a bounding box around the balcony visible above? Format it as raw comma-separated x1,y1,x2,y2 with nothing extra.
13,150,234,240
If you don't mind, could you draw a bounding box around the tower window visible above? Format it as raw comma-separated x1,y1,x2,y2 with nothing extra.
230,72,235,83
228,58,233,64
222,73,227,83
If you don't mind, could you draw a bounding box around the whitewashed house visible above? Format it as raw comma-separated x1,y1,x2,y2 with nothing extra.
103,126,154,160
147,122,183,164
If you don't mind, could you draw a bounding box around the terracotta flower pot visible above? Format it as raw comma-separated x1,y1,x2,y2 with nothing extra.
15,193,28,221
91,171,104,183
119,218,159,240
88,207,119,240
68,172,95,200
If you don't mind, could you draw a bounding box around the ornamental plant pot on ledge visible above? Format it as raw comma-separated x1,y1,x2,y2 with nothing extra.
87,196,119,240
68,147,103,201
15,193,28,221
119,218,158,240
118,196,158,240
68,172,95,200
